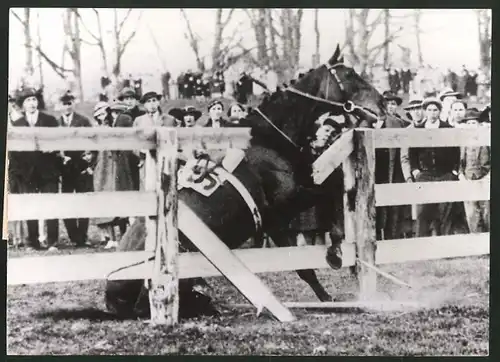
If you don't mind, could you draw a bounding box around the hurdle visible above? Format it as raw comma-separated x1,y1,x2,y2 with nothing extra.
6,125,491,325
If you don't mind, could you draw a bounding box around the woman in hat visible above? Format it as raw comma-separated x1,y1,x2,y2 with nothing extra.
168,106,202,128
227,103,248,124
458,109,490,233
117,87,145,121
205,100,227,128
92,101,136,249
403,97,424,126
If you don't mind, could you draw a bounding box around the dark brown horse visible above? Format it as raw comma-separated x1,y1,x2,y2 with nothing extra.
105,45,387,318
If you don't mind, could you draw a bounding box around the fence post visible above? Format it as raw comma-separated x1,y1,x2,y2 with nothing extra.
342,129,377,300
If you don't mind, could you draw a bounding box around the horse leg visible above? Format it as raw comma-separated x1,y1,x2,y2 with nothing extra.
268,229,334,302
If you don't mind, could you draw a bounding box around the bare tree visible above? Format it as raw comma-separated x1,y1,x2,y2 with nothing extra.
313,9,320,67
62,8,84,99
211,9,236,70
344,9,405,75
383,9,390,69
112,9,142,77
11,9,34,78
475,9,491,74
180,9,206,72
77,8,109,77
413,9,424,67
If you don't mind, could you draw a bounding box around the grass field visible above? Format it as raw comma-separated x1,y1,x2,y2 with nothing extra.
7,226,490,356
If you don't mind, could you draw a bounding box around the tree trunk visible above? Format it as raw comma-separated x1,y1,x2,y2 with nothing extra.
383,9,390,68
113,9,121,77
23,8,34,76
414,10,423,67
476,10,491,74
36,10,44,87
212,9,223,70
313,9,320,67
71,9,84,100
266,9,279,69
254,9,268,65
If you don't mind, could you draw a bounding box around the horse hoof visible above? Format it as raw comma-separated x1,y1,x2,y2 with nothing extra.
325,245,343,270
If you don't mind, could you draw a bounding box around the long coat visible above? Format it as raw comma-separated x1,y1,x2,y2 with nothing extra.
93,113,136,225
375,114,412,239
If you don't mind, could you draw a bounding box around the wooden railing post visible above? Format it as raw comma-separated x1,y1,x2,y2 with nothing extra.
343,129,377,300
148,129,179,325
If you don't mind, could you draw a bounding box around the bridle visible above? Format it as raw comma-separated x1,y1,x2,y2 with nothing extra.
253,62,380,149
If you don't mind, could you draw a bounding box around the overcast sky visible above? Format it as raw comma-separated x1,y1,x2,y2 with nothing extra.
9,8,484,97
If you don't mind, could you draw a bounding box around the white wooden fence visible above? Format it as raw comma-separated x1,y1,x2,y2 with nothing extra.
5,126,490,325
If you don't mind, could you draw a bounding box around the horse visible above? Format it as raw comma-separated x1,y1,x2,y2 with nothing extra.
105,44,387,319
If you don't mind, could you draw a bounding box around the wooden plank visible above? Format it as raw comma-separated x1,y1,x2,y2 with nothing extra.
375,180,490,206
227,300,423,311
373,128,490,149
7,244,357,286
313,129,354,184
169,127,252,150
7,127,158,151
376,233,490,265
177,200,295,322
7,251,153,285
111,244,357,281
7,191,157,221
8,234,489,286
346,130,377,300
150,131,179,325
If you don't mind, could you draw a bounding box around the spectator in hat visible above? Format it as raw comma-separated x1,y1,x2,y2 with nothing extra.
58,91,96,247
168,106,202,128
117,87,144,191
205,100,228,128
374,91,411,239
133,91,176,191
400,97,468,237
8,94,23,125
438,87,463,122
93,101,136,249
227,103,248,125
458,109,490,233
8,87,63,251
133,91,175,128
382,90,405,120
403,96,424,126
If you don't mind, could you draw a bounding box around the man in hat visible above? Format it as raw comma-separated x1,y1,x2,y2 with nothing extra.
400,97,467,237
438,87,462,122
9,87,62,251
373,91,411,239
403,96,424,125
458,109,490,233
117,87,145,191
58,91,96,247
134,91,176,128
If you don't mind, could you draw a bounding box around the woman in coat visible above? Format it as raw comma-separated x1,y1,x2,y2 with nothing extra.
205,100,228,128
92,101,136,248
168,106,202,128
227,103,248,125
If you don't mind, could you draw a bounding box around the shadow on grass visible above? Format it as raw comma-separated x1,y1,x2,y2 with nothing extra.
35,307,139,322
